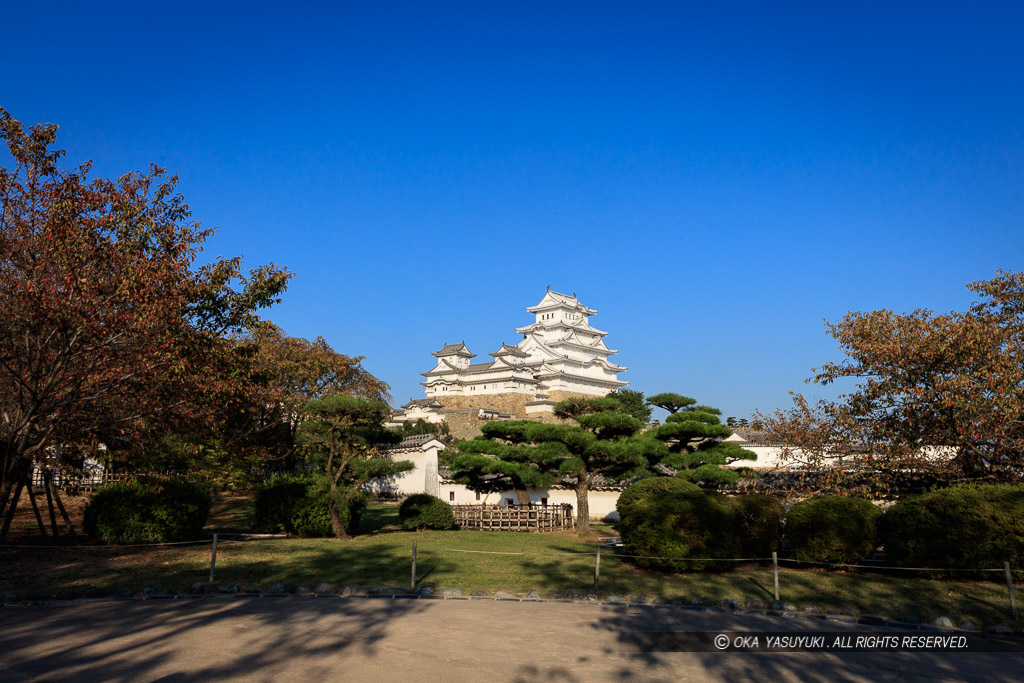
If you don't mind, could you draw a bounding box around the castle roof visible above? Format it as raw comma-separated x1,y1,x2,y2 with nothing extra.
401,398,444,409
526,288,597,316
515,318,608,337
462,361,497,374
432,342,475,358
490,342,528,358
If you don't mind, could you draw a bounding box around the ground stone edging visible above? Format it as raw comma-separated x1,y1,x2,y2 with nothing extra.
2,587,1020,636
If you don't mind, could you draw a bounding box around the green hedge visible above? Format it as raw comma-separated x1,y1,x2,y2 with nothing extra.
83,478,212,543
616,476,701,516
878,484,1024,571
785,496,880,564
253,473,366,537
617,477,740,572
399,494,455,530
735,494,785,557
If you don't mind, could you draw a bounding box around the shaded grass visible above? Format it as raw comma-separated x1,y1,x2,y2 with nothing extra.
1,500,1021,629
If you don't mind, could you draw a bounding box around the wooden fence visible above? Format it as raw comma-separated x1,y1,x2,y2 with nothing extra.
451,503,574,532
29,470,127,494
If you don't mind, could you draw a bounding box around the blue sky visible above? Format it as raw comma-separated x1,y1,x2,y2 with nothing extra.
4,2,1022,419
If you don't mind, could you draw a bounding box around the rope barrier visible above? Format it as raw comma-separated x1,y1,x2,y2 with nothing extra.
0,539,214,549
1,537,1018,575
426,548,597,557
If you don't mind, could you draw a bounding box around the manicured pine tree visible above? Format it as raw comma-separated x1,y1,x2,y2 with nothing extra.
647,393,756,485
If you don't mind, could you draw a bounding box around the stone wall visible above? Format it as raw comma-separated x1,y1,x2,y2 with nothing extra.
545,390,593,404
435,394,532,418
436,390,597,439
441,411,491,441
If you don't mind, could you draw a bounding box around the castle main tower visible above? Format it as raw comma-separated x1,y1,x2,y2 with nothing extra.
418,288,627,419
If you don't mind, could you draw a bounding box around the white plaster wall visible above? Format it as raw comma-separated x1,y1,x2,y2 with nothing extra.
435,483,620,522
373,445,439,497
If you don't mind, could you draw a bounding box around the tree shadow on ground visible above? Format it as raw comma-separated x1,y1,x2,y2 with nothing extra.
0,538,454,597
358,502,403,535
0,597,434,680
588,605,1024,682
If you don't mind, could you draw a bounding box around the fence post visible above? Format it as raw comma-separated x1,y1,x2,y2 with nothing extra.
1006,562,1018,621
772,551,780,602
209,533,218,583
594,546,601,592
411,540,418,590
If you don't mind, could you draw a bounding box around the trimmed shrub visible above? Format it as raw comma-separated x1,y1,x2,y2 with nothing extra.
784,496,880,564
616,476,701,517
735,494,785,557
617,477,740,572
399,494,455,530
878,484,1024,571
253,473,365,537
83,478,211,543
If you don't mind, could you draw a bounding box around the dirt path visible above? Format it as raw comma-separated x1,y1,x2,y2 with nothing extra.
0,598,1019,682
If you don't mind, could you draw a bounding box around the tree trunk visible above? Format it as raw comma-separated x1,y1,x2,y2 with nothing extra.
327,480,351,539
25,484,47,537
42,475,60,536
575,484,590,537
0,479,25,542
514,488,531,506
0,478,15,535
45,472,77,539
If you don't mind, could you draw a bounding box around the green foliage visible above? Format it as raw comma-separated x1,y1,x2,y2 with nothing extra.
447,432,555,494
399,493,456,530
785,496,881,564
452,398,658,536
615,476,701,516
647,393,756,484
253,473,366,537
878,484,1024,571
83,478,211,543
296,395,412,537
617,477,740,572
394,418,451,439
735,494,785,557
607,389,653,423
142,434,263,490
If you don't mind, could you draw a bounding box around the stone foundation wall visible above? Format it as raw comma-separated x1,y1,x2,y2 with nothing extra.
435,394,533,418
436,390,599,438
441,411,492,441
545,390,597,404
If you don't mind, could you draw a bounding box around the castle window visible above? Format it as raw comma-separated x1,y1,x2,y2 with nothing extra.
475,491,481,501
450,491,455,502
541,497,548,506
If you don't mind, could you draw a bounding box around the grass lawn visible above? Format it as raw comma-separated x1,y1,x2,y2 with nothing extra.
1,493,1021,630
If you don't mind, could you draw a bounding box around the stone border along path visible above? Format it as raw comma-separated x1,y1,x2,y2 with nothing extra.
3,584,1022,637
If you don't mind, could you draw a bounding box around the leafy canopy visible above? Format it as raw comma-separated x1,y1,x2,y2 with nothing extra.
647,393,756,485
0,108,289,537
452,395,658,535
758,271,1024,483
296,396,413,537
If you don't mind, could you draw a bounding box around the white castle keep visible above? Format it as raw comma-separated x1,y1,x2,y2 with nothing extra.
392,289,627,432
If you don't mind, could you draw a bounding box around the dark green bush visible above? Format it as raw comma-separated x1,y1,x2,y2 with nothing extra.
617,477,740,572
616,476,701,517
399,493,455,530
784,496,880,564
253,473,365,537
735,494,785,557
83,478,211,543
878,484,1024,571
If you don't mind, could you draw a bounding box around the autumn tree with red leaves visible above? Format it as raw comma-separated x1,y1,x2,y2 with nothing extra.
0,109,291,539
758,272,1024,485
227,324,392,468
